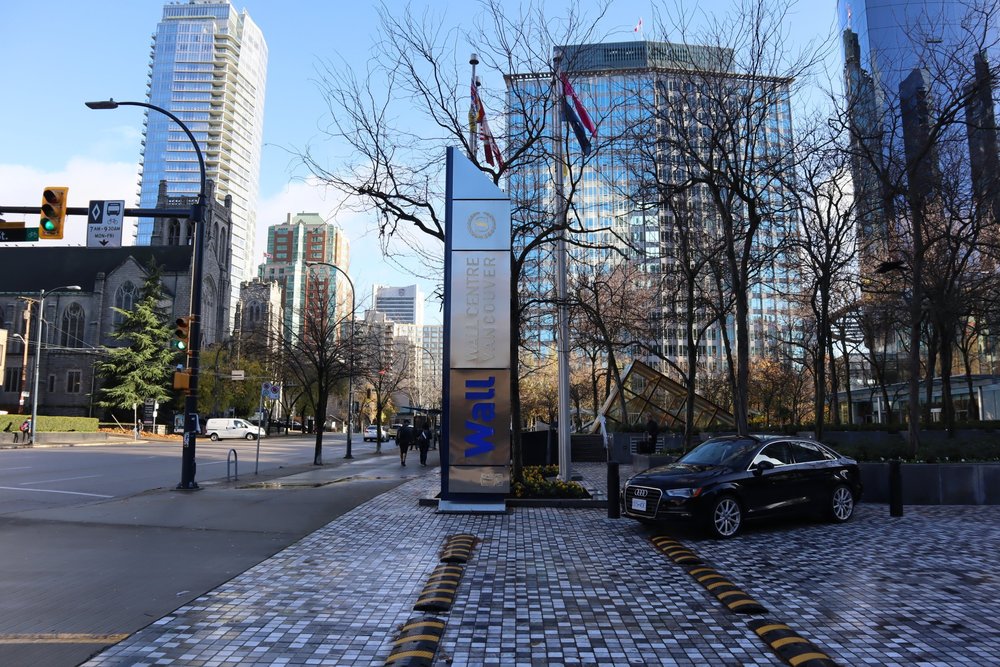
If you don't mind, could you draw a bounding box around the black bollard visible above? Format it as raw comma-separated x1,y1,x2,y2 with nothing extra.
607,461,620,519
889,459,903,517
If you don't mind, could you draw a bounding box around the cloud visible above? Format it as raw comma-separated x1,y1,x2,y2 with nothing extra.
0,158,139,246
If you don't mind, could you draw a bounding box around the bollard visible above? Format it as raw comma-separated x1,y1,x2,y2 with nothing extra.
607,461,620,519
889,459,903,517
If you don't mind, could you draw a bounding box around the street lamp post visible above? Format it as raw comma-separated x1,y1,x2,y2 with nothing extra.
306,262,357,459
87,98,207,489
29,285,81,444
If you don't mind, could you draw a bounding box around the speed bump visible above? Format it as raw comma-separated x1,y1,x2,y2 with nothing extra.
686,566,768,614
440,534,477,563
413,568,462,612
749,620,838,666
650,535,703,565
384,616,446,666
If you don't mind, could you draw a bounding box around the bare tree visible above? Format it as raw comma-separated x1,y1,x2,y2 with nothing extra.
281,275,354,465
643,0,825,433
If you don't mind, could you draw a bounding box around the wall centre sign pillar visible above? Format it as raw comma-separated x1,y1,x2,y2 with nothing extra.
439,147,511,513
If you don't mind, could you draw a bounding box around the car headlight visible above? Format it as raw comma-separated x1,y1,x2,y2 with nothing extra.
664,488,702,498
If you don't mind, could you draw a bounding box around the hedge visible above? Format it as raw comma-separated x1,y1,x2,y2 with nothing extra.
0,415,100,433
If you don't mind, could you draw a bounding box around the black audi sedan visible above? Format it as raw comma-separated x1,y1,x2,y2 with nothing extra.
621,435,862,538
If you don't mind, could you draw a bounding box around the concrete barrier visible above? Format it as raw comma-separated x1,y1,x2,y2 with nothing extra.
860,462,1000,505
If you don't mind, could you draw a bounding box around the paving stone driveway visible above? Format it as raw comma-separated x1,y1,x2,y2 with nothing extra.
87,464,1000,666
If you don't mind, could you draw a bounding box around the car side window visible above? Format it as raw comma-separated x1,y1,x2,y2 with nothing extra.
790,442,832,463
752,442,793,466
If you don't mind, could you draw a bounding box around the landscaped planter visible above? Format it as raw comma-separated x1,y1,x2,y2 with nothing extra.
860,462,1000,505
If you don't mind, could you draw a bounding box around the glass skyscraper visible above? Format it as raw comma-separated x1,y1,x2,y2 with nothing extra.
139,0,268,325
507,41,798,373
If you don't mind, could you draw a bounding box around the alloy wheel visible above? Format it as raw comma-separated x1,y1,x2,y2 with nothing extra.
831,485,854,522
712,497,742,538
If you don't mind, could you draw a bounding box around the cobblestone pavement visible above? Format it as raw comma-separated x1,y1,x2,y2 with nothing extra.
86,464,1000,666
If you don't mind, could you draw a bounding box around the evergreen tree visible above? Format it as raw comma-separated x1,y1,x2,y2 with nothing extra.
97,260,177,414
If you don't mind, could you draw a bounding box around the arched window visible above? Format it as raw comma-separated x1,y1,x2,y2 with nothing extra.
167,219,181,245
203,277,216,344
113,281,137,327
60,303,85,348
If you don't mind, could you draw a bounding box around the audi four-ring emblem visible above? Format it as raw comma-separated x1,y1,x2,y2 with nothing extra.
632,488,648,497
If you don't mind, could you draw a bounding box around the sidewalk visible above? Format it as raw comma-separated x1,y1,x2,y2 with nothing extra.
84,463,1000,666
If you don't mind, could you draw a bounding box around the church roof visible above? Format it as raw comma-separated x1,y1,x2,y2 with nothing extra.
0,246,193,293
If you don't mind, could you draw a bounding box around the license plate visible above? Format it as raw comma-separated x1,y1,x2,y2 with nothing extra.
631,498,647,512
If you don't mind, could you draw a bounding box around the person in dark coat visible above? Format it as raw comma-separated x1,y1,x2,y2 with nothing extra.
396,420,414,466
416,421,432,466
644,416,659,455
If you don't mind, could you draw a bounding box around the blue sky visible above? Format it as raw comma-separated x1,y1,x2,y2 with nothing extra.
0,0,840,322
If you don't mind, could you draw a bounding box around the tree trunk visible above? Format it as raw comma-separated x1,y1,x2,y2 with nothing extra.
923,325,938,427
313,386,328,465
842,336,854,426
939,335,955,437
684,277,697,452
509,273,523,484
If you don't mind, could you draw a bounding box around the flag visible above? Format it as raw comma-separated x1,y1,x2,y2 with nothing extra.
470,76,504,169
560,71,597,155
634,17,643,33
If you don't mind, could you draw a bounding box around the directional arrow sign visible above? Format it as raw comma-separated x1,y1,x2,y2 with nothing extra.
87,200,125,248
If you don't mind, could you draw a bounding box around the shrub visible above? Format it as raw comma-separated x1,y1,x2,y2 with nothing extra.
510,465,590,499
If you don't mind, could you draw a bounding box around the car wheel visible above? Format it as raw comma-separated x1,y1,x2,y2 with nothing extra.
209,433,219,441
829,484,855,523
707,495,742,539
245,433,256,440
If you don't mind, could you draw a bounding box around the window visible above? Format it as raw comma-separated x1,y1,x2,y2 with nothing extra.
167,219,181,245
113,282,137,326
752,442,793,466
790,442,831,463
66,370,82,394
3,368,19,393
61,303,85,348
47,374,56,393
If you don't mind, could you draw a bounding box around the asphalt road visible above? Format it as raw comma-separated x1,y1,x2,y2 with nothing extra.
0,434,438,666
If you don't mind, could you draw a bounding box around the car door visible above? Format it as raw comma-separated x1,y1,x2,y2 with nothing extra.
788,441,836,509
742,441,801,516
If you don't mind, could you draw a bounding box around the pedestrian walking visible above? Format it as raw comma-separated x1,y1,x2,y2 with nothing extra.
644,415,659,455
396,419,414,466
19,418,31,445
417,422,432,466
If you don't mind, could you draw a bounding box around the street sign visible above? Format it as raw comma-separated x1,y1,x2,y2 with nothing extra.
87,199,125,248
0,225,39,242
143,398,158,425
261,382,280,399
231,370,245,381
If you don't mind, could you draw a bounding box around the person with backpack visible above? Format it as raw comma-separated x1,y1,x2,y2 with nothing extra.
396,419,414,466
19,418,31,444
416,421,432,466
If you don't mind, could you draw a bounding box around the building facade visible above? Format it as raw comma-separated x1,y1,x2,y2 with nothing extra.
506,40,798,376
138,0,268,326
372,284,424,327
258,213,351,341
0,245,228,417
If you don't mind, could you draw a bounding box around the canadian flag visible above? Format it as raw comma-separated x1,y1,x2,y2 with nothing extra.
470,76,504,169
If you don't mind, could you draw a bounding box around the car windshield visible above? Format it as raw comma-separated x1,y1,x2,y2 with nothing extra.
678,438,759,467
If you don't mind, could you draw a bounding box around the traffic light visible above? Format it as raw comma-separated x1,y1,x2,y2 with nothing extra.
39,186,69,239
172,316,191,351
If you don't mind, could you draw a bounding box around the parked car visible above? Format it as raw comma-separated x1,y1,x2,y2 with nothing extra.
388,423,403,439
621,435,862,539
204,418,265,441
363,425,388,442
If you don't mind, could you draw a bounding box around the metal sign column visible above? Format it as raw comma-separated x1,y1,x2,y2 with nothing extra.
439,147,511,513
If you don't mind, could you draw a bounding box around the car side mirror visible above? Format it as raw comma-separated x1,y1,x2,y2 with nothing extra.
753,460,775,476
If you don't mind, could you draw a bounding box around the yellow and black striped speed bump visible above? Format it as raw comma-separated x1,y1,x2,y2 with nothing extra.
384,616,446,666
685,565,768,614
749,620,838,666
440,533,477,563
650,535,703,565
413,563,464,612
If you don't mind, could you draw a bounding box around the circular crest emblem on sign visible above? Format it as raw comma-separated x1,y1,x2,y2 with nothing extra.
467,211,496,239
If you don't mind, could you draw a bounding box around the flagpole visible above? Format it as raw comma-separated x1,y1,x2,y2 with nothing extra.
552,51,572,483
469,53,479,161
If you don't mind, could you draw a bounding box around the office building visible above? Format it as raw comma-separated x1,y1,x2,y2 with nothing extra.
258,213,351,341
138,0,268,327
506,41,799,374
372,285,424,328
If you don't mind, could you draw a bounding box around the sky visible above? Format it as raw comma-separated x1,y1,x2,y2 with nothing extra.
0,0,841,324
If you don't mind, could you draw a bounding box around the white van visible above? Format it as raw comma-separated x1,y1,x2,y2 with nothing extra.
205,418,264,441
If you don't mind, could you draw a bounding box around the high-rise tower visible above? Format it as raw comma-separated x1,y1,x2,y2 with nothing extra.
138,0,268,327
